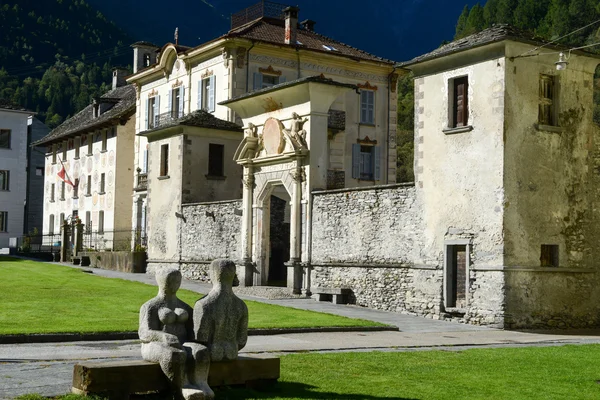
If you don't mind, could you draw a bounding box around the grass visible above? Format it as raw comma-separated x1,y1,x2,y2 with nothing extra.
16,345,600,399
0,256,383,334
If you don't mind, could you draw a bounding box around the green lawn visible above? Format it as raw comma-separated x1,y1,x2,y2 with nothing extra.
17,345,600,399
0,257,383,334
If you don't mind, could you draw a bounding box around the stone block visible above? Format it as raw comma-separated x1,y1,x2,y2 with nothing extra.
72,356,280,399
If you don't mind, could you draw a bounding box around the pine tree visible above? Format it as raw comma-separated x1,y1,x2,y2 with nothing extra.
455,5,470,39
464,3,486,36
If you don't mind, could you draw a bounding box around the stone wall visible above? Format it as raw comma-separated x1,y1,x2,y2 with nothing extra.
310,184,441,317
311,183,423,265
180,199,242,262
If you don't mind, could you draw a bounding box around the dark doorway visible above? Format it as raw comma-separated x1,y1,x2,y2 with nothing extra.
268,193,290,287
446,244,467,308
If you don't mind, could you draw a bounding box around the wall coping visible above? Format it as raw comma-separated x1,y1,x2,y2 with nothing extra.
182,199,242,207
311,262,437,270
312,182,415,196
473,266,596,273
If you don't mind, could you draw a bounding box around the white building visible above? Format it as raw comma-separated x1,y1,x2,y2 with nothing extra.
126,3,398,283
35,71,137,251
0,100,34,248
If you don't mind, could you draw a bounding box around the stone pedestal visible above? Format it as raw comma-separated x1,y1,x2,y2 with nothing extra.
72,355,280,399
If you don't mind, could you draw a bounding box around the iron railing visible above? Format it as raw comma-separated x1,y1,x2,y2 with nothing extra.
12,233,62,254
231,1,288,29
135,171,148,191
152,111,185,130
83,229,147,252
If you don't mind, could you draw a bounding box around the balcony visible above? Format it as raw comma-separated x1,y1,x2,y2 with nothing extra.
135,170,148,191
148,111,185,131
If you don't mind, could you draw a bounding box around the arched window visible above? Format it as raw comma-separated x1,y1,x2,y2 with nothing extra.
143,53,151,67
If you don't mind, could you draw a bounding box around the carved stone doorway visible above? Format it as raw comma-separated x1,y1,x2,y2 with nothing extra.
267,187,291,287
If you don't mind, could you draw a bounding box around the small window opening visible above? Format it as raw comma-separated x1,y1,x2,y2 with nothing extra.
540,244,559,267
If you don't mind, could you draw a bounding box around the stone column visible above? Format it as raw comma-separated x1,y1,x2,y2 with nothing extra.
287,163,303,294
73,221,84,258
60,220,70,262
238,169,255,287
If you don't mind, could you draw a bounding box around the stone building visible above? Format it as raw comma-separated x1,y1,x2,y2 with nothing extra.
0,100,37,248
35,71,136,250
127,2,398,286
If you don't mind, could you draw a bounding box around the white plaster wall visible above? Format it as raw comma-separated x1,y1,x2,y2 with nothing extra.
0,109,30,247
42,120,135,238
416,58,506,268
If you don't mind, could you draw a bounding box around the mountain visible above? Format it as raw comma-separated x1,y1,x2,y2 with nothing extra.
0,0,133,76
85,0,480,62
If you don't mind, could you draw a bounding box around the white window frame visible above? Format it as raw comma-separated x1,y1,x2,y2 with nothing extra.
197,76,216,113
0,170,9,191
0,211,7,232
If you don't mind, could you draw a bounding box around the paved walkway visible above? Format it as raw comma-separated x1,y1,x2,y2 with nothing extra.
2,262,600,399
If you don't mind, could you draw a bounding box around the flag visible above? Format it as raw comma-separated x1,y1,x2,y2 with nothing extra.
57,158,74,187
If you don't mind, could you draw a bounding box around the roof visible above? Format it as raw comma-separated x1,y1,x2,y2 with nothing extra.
33,85,136,146
140,110,243,136
398,24,600,67
220,74,357,105
131,41,160,48
0,99,30,112
226,17,394,64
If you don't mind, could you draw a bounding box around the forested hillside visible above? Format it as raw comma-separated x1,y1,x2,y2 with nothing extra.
396,0,600,183
0,0,134,127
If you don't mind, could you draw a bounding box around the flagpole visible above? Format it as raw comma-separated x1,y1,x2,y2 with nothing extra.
57,155,75,187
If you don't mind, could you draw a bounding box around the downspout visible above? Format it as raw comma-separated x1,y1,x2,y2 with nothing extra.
386,66,398,184
245,41,256,93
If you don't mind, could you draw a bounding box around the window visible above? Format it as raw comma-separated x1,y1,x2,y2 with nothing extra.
98,210,104,233
253,73,285,90
87,134,93,155
143,53,151,67
170,87,184,119
74,137,80,158
52,144,57,164
198,76,216,112
0,170,8,190
49,214,54,235
0,130,10,149
59,213,64,227
35,167,43,176
539,74,556,126
87,175,91,196
449,76,469,128
51,183,55,201
101,131,107,152
146,96,159,130
62,141,67,160
360,90,375,125
160,144,169,177
208,143,224,177
85,211,91,232
73,179,79,198
352,144,381,181
60,181,65,200
100,173,105,193
0,211,7,232
540,244,559,267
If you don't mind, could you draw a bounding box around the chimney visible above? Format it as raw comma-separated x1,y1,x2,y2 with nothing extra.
300,19,316,31
112,67,128,90
284,6,299,45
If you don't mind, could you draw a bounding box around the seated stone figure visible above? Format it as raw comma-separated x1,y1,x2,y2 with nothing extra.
194,259,249,362
139,268,213,400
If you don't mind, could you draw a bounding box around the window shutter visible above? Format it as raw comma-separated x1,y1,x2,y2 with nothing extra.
373,146,381,181
155,96,160,127
197,80,203,110
367,91,374,124
454,77,468,127
144,98,149,130
352,144,360,179
208,75,216,113
179,86,185,117
143,149,148,173
253,72,262,90
167,89,172,117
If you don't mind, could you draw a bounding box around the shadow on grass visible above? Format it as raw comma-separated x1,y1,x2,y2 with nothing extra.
0,256,28,262
213,381,418,400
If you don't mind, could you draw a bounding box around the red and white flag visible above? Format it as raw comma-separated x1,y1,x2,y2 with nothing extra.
57,161,74,187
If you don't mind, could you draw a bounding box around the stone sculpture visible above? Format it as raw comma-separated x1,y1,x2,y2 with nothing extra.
194,259,249,361
288,112,308,148
139,260,249,400
139,268,212,400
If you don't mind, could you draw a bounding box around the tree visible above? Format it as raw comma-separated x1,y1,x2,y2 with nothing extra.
455,5,470,39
